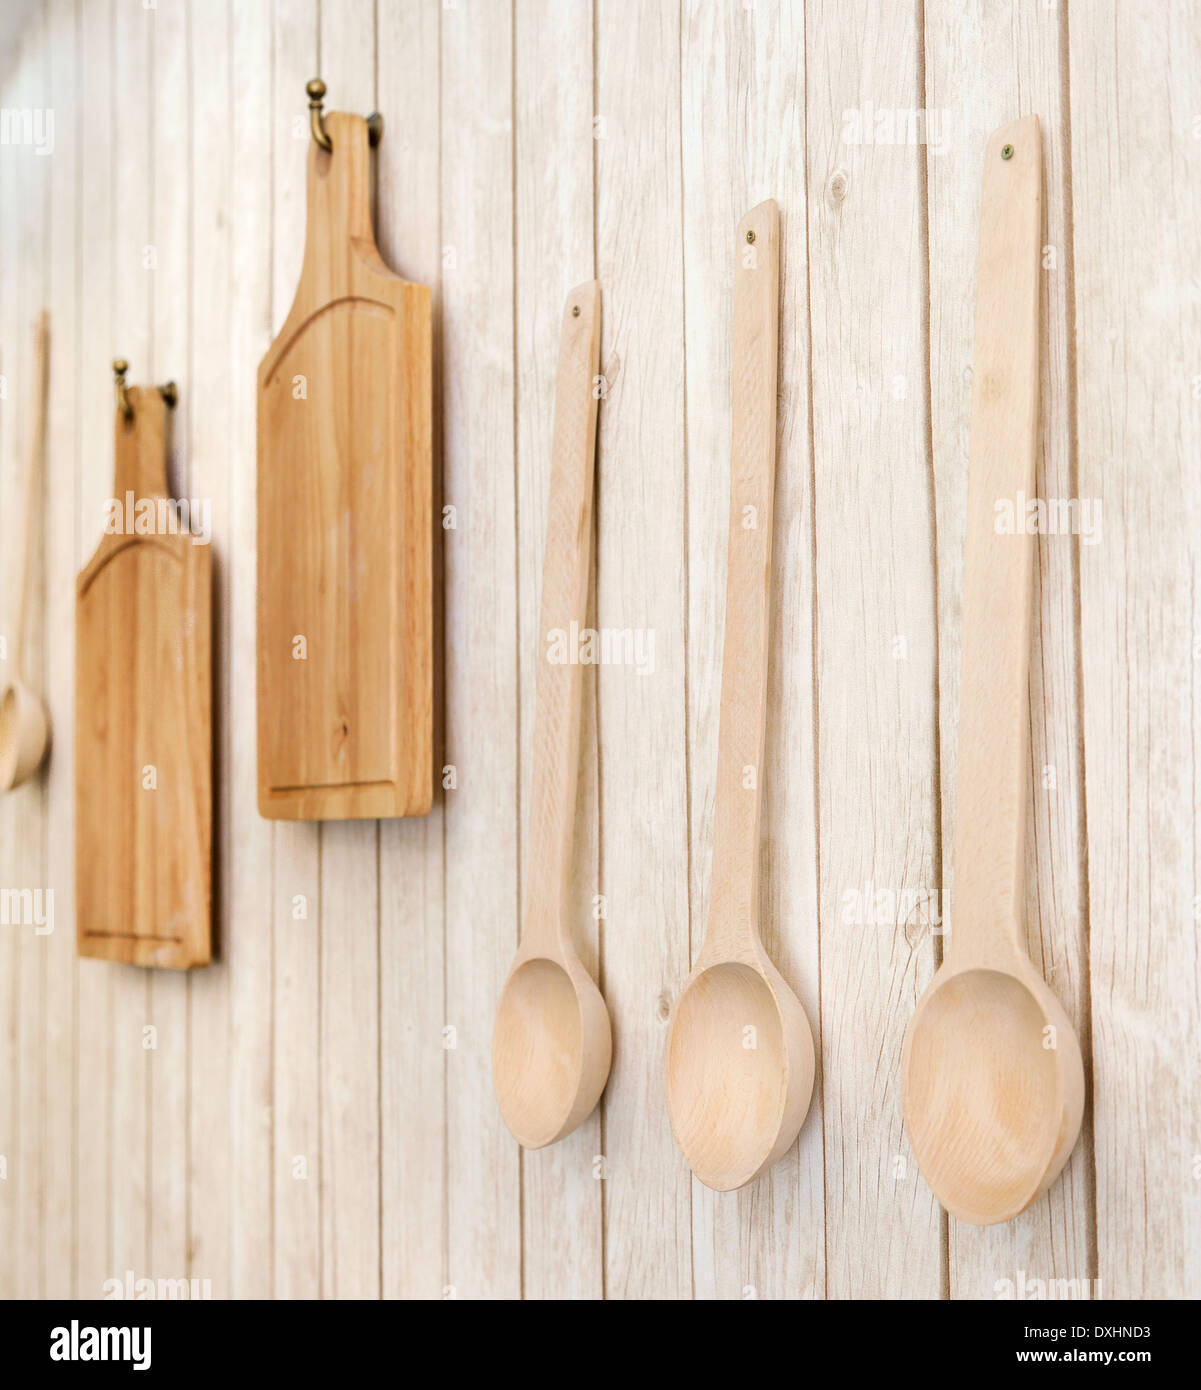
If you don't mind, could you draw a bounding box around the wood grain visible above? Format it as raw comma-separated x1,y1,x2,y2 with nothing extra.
441,0,520,1300
514,0,603,1302
0,0,1198,1303
594,0,692,1300
1070,0,1201,1299
256,80,432,822
75,390,212,971
806,0,943,1297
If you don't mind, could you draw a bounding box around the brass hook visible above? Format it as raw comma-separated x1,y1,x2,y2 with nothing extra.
113,358,179,417
307,77,384,151
114,358,133,419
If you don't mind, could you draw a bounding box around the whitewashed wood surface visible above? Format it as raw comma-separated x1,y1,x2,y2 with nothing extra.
0,0,1197,1300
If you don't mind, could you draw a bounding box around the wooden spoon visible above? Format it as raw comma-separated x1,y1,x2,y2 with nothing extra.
492,282,611,1149
901,117,1084,1225
665,202,815,1191
0,312,50,793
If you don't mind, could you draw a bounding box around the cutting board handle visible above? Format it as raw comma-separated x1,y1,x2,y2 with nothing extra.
113,386,170,500
300,110,376,295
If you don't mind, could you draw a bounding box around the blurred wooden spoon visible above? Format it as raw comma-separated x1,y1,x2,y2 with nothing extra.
0,312,49,792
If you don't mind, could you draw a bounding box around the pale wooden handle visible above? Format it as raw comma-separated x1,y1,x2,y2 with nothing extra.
704,201,780,957
521,283,602,949
12,312,49,673
950,117,1042,963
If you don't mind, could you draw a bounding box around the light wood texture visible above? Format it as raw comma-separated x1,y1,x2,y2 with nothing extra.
75,389,212,971
441,0,520,1300
0,310,49,791
42,0,79,1298
256,90,432,822
270,0,321,1301
595,0,692,1300
493,282,609,1151
314,2,382,1300
903,118,1084,1226
514,0,603,1302
666,202,814,1194
1071,0,1201,1298
806,0,943,1299
2,0,1199,1301
375,0,447,1302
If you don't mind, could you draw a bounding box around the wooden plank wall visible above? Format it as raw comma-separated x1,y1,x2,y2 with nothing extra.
0,0,1197,1300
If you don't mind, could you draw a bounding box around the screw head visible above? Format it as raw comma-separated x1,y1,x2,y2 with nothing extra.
572,305,580,317
746,229,756,243
1001,143,1014,160
306,78,326,102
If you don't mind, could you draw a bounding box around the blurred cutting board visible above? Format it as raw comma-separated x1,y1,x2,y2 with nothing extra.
76,386,211,969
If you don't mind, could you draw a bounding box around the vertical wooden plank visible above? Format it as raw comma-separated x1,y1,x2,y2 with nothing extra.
148,0,191,1284
74,0,114,1298
109,0,153,1286
594,0,691,1300
441,0,521,1300
227,0,275,1299
806,0,942,1297
0,31,17,1302
13,9,52,1300
270,0,320,1301
681,0,823,1300
376,0,446,1301
513,0,603,1302
923,0,1093,1299
0,14,49,1302
316,0,380,1300
183,0,229,1295
44,0,82,1298
1070,0,1201,1299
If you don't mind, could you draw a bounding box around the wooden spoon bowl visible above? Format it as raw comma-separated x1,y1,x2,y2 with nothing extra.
0,678,48,791
493,953,611,1150
668,956,813,1191
902,955,1083,1223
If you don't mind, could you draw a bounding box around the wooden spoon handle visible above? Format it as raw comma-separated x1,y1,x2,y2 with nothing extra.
703,201,780,958
950,117,1042,964
521,283,602,951
12,312,49,673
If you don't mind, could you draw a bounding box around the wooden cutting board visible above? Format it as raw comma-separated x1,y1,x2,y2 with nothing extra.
257,109,433,820
76,386,212,969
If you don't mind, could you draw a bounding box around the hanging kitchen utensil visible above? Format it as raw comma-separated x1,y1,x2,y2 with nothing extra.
76,363,211,969
0,311,50,792
901,117,1084,1223
492,282,610,1149
665,201,815,1190
257,78,432,820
